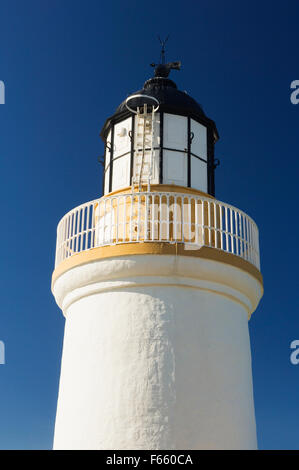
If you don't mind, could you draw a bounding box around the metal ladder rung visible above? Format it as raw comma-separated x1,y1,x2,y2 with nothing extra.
133,107,156,191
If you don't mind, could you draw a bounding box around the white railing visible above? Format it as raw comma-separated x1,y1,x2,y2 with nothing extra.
54,192,260,271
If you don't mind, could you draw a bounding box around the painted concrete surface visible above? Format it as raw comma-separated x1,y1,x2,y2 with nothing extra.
52,254,262,450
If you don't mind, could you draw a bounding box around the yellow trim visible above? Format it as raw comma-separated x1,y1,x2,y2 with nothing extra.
52,243,263,288
103,184,214,199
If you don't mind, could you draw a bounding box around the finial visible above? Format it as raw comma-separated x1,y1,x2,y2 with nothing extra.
150,35,181,78
158,35,169,64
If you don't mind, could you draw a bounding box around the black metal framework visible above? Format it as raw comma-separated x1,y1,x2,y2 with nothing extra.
103,111,216,196
105,151,131,171
102,135,112,195
187,117,191,187
207,126,215,196
160,113,210,193
189,115,211,195
104,118,134,194
101,153,105,197
159,112,164,184
108,125,115,193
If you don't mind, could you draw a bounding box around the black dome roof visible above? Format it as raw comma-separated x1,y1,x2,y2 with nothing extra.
100,75,218,141
116,77,206,117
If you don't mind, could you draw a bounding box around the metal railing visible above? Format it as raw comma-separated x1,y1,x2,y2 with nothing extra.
54,191,260,271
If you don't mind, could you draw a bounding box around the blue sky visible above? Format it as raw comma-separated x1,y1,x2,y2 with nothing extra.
0,0,298,449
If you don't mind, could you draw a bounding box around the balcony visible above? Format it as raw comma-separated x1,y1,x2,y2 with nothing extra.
54,191,260,272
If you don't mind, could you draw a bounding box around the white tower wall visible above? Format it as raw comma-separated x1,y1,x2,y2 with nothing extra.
52,254,262,450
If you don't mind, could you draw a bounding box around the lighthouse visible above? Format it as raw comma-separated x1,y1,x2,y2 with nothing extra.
51,57,263,450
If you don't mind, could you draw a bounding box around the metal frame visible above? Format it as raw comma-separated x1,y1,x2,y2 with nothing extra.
159,112,164,184
125,94,159,114
108,125,115,193
103,110,216,196
187,117,191,187
207,126,215,196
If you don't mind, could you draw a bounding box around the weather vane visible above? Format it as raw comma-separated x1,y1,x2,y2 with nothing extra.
150,35,181,78
158,35,169,64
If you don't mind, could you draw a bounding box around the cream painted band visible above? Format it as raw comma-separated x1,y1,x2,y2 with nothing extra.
52,243,263,288
103,183,215,199
52,248,263,319
55,276,252,318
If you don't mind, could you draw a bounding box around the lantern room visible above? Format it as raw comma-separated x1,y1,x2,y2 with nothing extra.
100,62,219,196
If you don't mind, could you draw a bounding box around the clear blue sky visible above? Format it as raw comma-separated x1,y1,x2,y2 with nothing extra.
0,0,298,450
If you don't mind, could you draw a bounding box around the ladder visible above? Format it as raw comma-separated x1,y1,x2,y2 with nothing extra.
132,103,156,192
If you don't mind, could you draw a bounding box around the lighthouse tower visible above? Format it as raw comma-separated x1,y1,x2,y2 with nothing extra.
51,58,263,450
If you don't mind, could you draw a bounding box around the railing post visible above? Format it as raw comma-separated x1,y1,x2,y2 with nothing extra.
54,192,261,273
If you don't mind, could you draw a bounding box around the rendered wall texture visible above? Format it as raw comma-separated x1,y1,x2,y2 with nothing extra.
52,254,262,450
